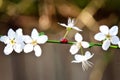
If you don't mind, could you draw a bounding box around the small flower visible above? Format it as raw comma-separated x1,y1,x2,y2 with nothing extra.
94,25,119,50
72,51,94,71
70,33,89,55
58,18,82,31
23,28,48,57
0,28,24,55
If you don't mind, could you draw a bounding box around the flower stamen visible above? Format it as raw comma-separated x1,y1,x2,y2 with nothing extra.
106,33,111,39
31,40,37,46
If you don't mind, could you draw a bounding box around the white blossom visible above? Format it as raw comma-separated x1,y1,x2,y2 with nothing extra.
23,28,48,57
0,28,24,55
58,18,82,31
72,51,94,71
70,33,89,55
94,25,119,50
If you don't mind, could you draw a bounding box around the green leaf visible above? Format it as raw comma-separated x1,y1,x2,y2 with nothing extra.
39,32,45,36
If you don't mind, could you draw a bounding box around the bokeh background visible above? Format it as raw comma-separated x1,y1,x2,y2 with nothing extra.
0,0,120,80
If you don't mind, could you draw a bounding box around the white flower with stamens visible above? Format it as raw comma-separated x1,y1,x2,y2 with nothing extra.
94,25,119,50
70,33,89,55
72,51,94,71
58,18,82,31
23,28,48,57
0,28,24,55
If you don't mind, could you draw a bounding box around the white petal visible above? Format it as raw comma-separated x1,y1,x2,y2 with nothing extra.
72,26,82,31
75,33,83,42
13,44,22,53
81,41,90,48
8,28,16,39
4,44,13,55
109,26,118,35
111,36,119,44
58,23,68,28
71,60,80,63
74,54,84,62
21,42,25,49
71,19,75,24
118,41,120,48
24,44,33,53
34,45,42,57
15,36,23,44
70,45,79,55
16,28,23,36
84,51,94,60
37,35,48,44
68,23,73,27
68,18,74,27
94,33,106,41
15,34,24,43
0,36,9,44
102,40,110,50
68,18,72,25
31,28,39,40
100,25,109,34
23,35,32,43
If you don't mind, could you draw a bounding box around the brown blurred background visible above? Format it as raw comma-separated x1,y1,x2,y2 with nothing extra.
0,0,120,80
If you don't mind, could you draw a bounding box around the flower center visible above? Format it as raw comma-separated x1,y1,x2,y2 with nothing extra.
10,39,16,45
31,40,37,46
66,27,72,31
76,42,82,47
106,34,111,39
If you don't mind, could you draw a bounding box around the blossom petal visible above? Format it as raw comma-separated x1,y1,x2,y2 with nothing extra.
70,45,79,55
71,19,75,24
100,25,109,34
34,45,42,57
81,41,89,48
68,18,72,25
94,33,106,41
37,35,48,44
118,41,120,48
23,35,32,43
111,36,119,44
71,60,80,63
31,28,39,40
84,51,94,60
75,33,83,42
8,28,16,39
0,36,9,44
72,26,82,31
109,26,118,35
16,28,23,36
102,40,110,50
58,23,68,28
75,54,84,61
4,44,13,55
24,44,33,53
68,18,74,27
14,44,22,53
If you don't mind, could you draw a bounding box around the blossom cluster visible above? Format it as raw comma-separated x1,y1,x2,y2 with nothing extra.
0,28,48,57
58,18,120,71
0,17,120,71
